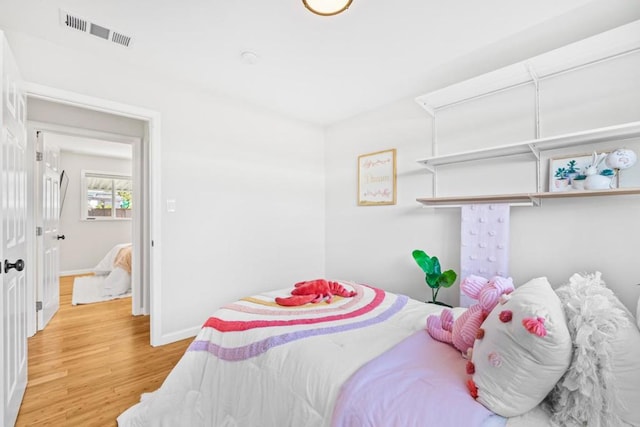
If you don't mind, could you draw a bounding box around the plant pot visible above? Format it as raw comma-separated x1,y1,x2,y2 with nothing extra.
427,300,453,308
553,179,570,191
572,179,585,190
584,174,612,190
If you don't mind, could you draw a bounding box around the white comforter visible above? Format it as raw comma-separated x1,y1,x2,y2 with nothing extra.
117,283,550,427
118,284,443,426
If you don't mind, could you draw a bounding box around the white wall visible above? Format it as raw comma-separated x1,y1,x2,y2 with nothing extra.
325,34,640,312
6,30,326,343
326,101,462,305
57,150,132,273
28,97,145,137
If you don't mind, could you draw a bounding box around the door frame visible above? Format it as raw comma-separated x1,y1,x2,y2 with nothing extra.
30,124,141,329
24,83,164,346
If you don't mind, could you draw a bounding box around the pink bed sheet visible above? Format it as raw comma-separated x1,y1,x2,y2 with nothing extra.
332,330,507,427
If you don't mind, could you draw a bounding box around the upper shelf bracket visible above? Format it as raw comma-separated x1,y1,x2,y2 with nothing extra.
526,143,541,160
527,143,542,193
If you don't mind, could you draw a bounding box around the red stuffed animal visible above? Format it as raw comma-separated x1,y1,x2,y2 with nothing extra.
275,279,356,306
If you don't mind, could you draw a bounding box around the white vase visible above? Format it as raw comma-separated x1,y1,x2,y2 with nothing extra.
584,174,612,190
572,179,585,190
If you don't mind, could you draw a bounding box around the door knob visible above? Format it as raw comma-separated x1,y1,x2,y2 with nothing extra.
4,259,25,274
56,235,66,240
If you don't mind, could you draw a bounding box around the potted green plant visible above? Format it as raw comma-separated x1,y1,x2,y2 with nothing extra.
565,160,580,182
553,167,570,191
565,159,579,174
411,250,457,307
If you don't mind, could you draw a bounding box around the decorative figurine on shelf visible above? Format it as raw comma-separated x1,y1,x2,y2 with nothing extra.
584,151,613,190
412,250,457,307
605,148,637,188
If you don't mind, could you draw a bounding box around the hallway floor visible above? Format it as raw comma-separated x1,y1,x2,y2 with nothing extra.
16,275,192,426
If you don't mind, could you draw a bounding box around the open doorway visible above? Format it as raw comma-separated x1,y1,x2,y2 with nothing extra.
37,130,136,325
23,88,163,345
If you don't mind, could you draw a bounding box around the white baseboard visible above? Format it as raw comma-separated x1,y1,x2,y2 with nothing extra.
60,268,94,276
152,326,200,347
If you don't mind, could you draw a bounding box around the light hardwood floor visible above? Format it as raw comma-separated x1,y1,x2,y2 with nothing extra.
16,275,192,426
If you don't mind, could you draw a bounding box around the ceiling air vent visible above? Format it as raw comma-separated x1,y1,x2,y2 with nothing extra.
111,32,132,47
59,10,133,48
89,23,110,40
63,13,87,32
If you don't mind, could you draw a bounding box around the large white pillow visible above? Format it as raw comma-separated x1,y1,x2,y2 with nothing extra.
546,272,640,427
470,277,572,417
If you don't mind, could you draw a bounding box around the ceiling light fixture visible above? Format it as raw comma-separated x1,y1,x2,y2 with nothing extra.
302,0,353,16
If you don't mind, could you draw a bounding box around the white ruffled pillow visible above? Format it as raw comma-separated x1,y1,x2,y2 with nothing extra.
546,272,640,427
469,277,572,417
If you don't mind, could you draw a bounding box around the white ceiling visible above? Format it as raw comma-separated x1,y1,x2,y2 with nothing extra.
1,0,639,125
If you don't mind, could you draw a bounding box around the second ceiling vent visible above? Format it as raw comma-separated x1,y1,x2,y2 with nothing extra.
60,10,133,48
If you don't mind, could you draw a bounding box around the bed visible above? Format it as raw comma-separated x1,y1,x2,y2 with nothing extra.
117,273,640,427
93,242,132,296
72,243,133,305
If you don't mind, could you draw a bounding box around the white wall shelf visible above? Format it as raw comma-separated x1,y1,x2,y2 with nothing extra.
414,22,640,205
416,187,640,208
416,121,640,172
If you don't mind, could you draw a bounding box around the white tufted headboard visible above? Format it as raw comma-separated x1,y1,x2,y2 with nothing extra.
459,204,510,307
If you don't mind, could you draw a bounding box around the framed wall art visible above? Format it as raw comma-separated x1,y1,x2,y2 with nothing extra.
358,148,397,206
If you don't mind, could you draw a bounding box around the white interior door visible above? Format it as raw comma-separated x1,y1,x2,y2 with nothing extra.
37,132,60,330
1,33,28,427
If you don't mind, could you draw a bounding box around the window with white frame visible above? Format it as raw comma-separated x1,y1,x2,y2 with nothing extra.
82,170,132,220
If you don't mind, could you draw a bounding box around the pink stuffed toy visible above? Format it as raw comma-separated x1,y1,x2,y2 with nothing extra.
426,275,514,355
